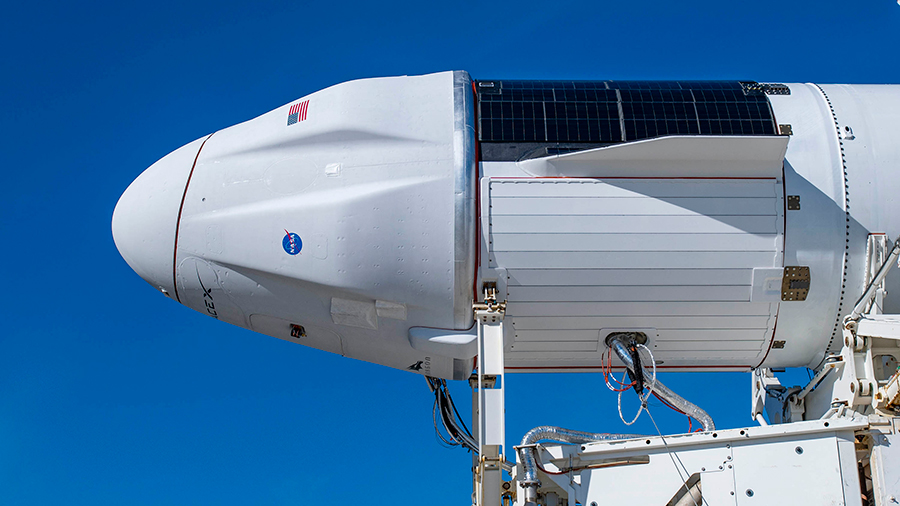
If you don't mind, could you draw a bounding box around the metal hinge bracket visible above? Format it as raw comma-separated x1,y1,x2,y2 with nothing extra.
474,281,507,323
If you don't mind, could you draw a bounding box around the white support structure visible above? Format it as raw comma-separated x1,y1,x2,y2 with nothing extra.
746,233,900,505
505,233,900,506
473,285,507,506
518,419,866,506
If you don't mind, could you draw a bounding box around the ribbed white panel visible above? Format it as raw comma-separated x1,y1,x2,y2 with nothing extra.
496,197,775,216
494,251,776,269
495,233,778,252
494,215,780,234
489,178,783,370
512,315,773,330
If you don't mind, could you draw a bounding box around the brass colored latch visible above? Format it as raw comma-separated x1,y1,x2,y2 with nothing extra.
782,266,811,301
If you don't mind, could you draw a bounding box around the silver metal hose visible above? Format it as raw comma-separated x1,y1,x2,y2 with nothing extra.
608,334,715,431
517,426,638,504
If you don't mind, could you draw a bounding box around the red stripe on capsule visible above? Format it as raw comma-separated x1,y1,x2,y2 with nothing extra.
172,133,214,303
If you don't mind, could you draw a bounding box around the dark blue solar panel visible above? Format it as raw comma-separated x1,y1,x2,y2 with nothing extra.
475,80,778,145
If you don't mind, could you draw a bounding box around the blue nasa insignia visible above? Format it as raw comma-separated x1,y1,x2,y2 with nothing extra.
282,230,302,255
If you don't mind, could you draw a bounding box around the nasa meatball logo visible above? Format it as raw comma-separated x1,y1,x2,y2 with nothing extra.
282,230,302,255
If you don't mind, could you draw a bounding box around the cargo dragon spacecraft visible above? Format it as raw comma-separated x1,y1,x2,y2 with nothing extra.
113,71,900,505
112,71,900,377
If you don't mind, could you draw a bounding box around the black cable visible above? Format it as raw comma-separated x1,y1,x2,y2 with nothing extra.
426,376,478,453
440,392,476,451
445,392,477,451
433,397,457,447
629,341,645,395
428,377,459,448
443,379,474,438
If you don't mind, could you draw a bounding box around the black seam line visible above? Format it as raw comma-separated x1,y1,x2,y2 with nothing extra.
172,132,215,304
812,84,850,363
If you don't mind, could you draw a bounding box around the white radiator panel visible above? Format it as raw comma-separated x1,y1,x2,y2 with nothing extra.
508,268,752,286
495,197,776,216
511,315,773,330
489,179,780,198
507,301,771,317
494,233,778,252
492,215,779,234
488,178,783,370
508,285,752,302
493,251,777,269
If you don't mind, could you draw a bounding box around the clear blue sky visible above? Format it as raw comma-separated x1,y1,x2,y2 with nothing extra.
2,1,899,504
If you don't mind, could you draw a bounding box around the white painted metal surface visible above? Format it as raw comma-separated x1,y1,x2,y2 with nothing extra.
488,178,782,371
521,419,866,506
474,308,506,506
112,136,207,298
871,431,900,506
768,84,900,368
516,135,788,178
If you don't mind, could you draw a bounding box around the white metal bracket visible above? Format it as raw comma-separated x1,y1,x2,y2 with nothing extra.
473,284,507,506
864,234,889,316
752,368,804,424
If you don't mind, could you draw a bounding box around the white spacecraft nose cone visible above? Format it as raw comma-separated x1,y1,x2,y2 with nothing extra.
112,136,208,298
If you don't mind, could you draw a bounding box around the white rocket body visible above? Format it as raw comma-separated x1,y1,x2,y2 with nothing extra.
112,71,900,379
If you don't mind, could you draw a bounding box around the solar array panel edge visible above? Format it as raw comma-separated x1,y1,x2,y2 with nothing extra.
474,79,777,146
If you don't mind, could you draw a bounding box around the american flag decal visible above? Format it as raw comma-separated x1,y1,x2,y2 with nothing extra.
287,100,309,126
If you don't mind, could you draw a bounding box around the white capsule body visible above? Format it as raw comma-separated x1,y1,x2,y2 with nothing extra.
114,71,477,379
